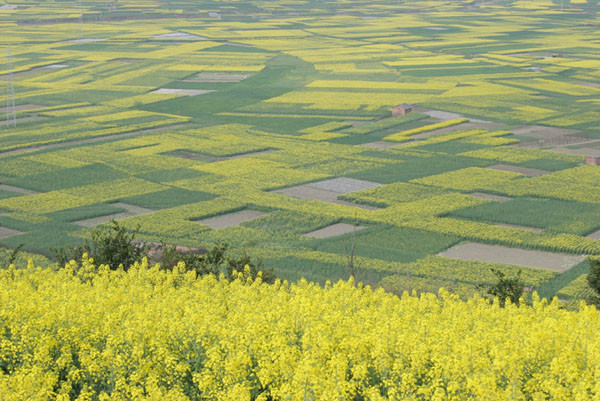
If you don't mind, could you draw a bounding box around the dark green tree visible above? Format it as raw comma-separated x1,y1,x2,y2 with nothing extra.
51,220,148,270
158,242,227,277
586,258,600,306
486,268,524,307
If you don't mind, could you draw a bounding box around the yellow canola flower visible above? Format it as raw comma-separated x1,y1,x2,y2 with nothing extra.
1,260,600,400
384,118,469,142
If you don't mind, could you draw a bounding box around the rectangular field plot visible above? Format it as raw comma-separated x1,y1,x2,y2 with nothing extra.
303,223,366,239
440,242,585,272
196,210,269,229
73,203,153,228
272,183,380,211
450,198,600,235
306,178,382,193
486,164,550,177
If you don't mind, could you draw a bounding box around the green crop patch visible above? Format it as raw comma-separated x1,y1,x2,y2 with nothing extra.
449,198,600,235
4,163,126,192
311,227,461,264
118,187,216,210
45,203,127,223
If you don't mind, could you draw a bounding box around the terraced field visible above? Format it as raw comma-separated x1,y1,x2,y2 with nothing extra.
1,0,599,301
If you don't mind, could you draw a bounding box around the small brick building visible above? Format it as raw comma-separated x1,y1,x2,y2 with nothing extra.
586,156,600,166
392,103,413,116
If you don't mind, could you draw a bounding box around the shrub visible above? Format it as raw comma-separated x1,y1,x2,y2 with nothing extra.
50,220,149,270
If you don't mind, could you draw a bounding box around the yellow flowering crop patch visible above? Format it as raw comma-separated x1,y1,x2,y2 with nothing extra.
2,262,600,400
298,132,348,141
0,192,86,214
412,167,523,191
384,118,468,142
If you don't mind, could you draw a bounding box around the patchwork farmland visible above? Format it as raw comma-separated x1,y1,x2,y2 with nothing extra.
1,0,600,305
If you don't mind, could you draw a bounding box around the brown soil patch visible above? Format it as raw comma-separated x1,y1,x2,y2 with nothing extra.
439,242,585,272
422,110,464,120
586,229,600,240
486,164,550,177
303,223,366,239
306,177,382,193
273,185,341,202
272,184,379,211
196,210,269,229
0,227,21,240
468,192,512,202
0,104,43,113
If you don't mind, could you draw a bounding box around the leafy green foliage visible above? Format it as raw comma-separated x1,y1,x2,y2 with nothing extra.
51,220,149,270
586,258,600,306
450,198,600,235
157,242,276,283
485,268,524,307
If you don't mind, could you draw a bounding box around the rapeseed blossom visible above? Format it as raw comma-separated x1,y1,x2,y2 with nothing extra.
1,257,600,400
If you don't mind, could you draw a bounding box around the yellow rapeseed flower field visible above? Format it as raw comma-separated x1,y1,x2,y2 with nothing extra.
1,258,600,400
